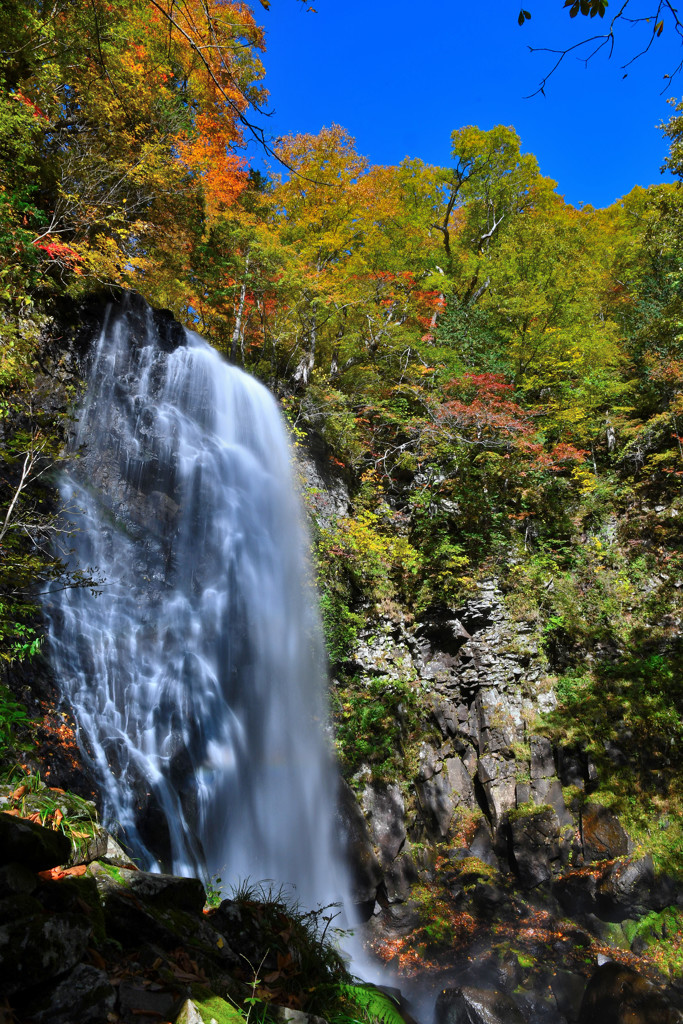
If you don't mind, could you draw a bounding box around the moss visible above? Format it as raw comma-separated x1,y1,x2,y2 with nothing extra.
184,990,246,1024
621,906,683,980
89,861,128,886
508,801,553,822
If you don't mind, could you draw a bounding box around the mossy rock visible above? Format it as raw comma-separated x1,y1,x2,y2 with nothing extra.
176,994,245,1024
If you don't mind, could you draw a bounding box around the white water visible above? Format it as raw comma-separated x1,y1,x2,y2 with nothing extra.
43,297,345,910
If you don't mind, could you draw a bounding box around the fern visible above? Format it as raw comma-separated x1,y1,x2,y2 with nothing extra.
338,984,405,1024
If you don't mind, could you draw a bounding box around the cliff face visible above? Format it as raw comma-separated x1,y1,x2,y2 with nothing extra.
300,437,683,1021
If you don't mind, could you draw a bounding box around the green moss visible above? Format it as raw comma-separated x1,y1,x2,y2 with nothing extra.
183,991,246,1024
508,801,553,823
621,907,683,979
332,673,421,781
454,855,499,881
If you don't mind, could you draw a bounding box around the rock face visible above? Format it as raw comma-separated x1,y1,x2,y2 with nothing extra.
328,583,682,1023
339,584,571,898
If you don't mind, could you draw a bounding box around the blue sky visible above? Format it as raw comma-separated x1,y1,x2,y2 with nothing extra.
247,0,683,208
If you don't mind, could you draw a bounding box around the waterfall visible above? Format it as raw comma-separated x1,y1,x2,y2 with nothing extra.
43,295,344,909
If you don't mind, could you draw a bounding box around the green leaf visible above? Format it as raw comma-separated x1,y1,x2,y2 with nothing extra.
339,985,405,1024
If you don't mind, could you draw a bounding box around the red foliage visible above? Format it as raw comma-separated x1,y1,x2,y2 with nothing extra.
436,373,531,439
32,237,84,271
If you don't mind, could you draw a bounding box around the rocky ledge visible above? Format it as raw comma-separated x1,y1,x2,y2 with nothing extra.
0,810,368,1024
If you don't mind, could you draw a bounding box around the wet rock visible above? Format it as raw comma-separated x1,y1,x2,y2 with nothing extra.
515,992,568,1023
580,804,631,862
0,811,71,871
299,451,350,530
579,962,683,1023
435,985,526,1024
361,782,406,866
337,780,383,905
550,969,586,1021
455,951,523,995
24,963,116,1023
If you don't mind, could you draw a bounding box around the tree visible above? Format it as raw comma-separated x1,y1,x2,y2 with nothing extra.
434,125,552,307
518,1,683,93
0,0,266,298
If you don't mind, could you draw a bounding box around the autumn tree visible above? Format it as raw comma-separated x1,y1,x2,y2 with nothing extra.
0,0,266,301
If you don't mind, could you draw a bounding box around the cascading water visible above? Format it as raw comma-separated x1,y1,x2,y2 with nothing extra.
43,295,345,910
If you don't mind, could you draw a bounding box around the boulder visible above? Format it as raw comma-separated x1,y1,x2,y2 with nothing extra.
510,805,561,888
435,985,526,1024
0,861,37,897
90,863,205,913
118,867,206,913
23,963,116,1024
99,876,237,967
0,911,92,994
554,856,677,922
550,969,586,1021
579,962,683,1023
0,812,70,871
118,979,181,1020
581,804,631,862
600,855,676,919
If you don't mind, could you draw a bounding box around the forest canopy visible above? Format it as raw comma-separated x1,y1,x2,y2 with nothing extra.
0,1,682,793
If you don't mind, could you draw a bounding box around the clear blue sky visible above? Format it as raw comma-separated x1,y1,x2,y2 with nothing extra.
247,0,683,208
